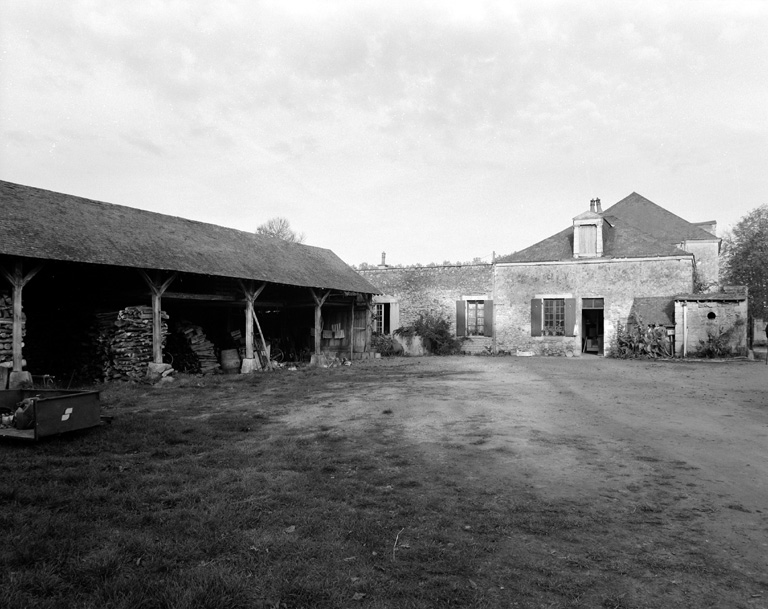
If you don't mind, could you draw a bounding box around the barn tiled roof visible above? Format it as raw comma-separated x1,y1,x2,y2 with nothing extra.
674,293,747,301
629,297,675,326
0,181,379,294
496,192,707,264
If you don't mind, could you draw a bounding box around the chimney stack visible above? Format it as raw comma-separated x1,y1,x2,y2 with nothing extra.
595,197,602,213
381,251,386,266
589,199,596,213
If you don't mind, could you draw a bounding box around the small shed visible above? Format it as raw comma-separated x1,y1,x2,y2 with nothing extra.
0,181,380,385
674,290,748,357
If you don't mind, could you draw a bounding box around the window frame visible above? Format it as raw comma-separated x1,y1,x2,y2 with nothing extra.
543,298,566,336
466,300,485,336
373,302,390,334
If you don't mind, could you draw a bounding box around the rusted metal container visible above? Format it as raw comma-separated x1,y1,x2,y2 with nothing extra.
0,389,101,441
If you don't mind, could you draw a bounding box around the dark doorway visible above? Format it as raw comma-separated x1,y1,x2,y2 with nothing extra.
582,298,604,355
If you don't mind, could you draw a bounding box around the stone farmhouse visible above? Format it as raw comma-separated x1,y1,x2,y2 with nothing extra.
359,193,748,357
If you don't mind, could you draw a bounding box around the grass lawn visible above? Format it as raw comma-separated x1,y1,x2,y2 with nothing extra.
1,360,765,608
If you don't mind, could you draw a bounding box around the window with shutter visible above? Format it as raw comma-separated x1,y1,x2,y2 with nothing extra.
455,300,466,337
532,297,576,336
458,299,493,337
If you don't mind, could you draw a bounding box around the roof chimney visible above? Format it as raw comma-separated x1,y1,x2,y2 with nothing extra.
595,197,602,213
381,251,386,266
589,198,596,213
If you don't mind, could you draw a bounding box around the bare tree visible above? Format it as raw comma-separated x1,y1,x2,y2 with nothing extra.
255,217,306,244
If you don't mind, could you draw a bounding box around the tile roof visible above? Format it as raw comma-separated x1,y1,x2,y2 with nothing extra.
629,297,675,326
0,181,379,294
496,192,708,264
603,192,717,244
674,293,747,301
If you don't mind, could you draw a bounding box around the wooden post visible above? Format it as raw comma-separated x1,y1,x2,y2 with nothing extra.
138,271,176,364
366,295,373,354
350,297,355,362
0,261,42,372
238,280,266,365
245,297,254,359
251,307,272,371
309,288,331,355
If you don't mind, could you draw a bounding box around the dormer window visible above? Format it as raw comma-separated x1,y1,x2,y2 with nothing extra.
573,198,604,258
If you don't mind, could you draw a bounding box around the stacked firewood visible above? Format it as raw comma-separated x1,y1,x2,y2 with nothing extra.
175,321,220,374
0,292,23,365
92,311,119,380
98,306,169,381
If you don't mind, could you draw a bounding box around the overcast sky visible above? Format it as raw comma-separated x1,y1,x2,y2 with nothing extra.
1,1,766,266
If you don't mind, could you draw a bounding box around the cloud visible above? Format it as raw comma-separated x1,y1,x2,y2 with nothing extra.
121,132,165,156
2,0,767,264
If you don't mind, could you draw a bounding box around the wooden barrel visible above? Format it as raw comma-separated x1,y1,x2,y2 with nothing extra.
220,349,241,374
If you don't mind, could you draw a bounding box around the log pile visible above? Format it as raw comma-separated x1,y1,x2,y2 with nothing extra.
96,306,169,381
93,311,119,380
0,292,23,365
175,321,220,374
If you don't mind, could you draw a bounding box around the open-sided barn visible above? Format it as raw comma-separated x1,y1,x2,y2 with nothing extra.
0,180,379,387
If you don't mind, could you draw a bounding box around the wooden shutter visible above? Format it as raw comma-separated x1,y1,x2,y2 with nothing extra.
390,302,400,332
578,225,597,255
565,298,576,336
456,301,466,337
483,300,493,337
530,299,542,336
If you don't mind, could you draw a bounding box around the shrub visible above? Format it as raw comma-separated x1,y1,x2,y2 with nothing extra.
609,315,671,359
370,333,400,357
696,317,745,358
395,312,464,355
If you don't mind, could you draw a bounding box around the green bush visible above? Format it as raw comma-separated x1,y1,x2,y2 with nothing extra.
395,312,464,355
370,332,401,357
695,317,745,358
609,315,671,359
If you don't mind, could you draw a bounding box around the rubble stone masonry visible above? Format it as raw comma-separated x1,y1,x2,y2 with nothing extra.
359,264,493,332
494,257,694,355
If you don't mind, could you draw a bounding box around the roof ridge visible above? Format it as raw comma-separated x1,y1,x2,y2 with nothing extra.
0,180,324,254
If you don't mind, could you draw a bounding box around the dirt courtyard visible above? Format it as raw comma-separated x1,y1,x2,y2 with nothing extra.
282,355,768,600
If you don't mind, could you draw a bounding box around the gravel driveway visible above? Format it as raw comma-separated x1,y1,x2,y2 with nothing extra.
285,355,768,587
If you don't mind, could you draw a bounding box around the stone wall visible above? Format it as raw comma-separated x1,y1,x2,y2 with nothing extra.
494,256,694,356
674,299,748,356
683,240,720,290
461,335,493,355
359,264,493,333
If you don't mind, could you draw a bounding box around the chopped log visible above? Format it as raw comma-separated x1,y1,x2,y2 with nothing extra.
94,306,169,381
0,291,25,367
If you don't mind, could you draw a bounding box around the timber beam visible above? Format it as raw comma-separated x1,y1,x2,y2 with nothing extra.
0,260,43,372
309,288,332,354
238,280,268,367
138,270,177,364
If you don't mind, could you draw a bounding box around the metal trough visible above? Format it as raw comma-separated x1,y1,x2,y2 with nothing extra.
0,389,101,441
